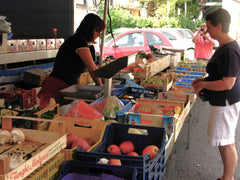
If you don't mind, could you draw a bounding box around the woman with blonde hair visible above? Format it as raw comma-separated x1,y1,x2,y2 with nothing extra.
192,23,216,60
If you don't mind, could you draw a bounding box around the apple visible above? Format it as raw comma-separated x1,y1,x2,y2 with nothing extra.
67,133,78,149
107,144,121,154
108,159,121,166
71,138,91,151
127,151,139,156
119,141,135,154
142,145,159,160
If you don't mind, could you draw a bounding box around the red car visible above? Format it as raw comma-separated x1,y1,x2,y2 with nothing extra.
103,28,173,59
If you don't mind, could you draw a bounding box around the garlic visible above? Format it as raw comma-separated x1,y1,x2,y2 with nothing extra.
9,152,26,170
97,158,109,164
0,130,12,145
10,129,25,145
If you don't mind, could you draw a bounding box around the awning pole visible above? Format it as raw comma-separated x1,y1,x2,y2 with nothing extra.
99,0,109,67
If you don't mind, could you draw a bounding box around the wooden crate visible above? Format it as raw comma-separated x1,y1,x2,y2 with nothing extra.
142,75,173,91
53,116,109,161
25,152,65,180
174,100,191,142
34,99,60,131
0,116,66,180
133,55,170,79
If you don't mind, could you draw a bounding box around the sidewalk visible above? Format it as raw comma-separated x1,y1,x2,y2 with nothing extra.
163,99,240,180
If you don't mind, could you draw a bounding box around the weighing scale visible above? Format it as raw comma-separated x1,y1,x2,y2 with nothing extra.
93,53,137,97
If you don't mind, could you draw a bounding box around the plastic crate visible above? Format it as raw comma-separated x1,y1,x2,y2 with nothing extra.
111,87,127,97
125,78,144,88
118,87,160,101
175,67,190,71
74,123,166,180
176,78,194,84
188,71,206,76
57,160,138,180
25,152,65,180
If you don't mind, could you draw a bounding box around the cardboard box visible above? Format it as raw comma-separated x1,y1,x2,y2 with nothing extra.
47,39,56,50
7,40,17,53
27,39,37,51
23,68,48,86
56,38,64,49
36,39,46,50
17,40,28,52
0,116,66,180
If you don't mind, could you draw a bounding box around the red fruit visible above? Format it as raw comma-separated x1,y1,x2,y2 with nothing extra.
84,138,95,146
108,159,121,166
67,133,78,149
71,138,91,151
119,141,135,154
142,145,159,160
107,144,121,154
127,151,139,156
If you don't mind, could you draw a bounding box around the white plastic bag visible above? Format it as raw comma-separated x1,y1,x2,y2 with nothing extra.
0,16,11,33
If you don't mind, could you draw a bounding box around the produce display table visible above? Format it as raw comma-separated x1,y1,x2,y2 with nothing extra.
0,49,205,180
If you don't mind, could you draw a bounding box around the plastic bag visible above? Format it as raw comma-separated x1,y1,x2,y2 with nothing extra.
64,100,104,120
0,16,11,33
91,96,125,119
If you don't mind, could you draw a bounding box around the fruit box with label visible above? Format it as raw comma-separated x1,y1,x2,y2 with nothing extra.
123,98,190,143
0,116,66,180
53,116,109,161
74,123,166,180
161,90,196,103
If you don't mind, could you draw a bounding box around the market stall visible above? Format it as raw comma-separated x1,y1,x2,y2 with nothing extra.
0,41,209,179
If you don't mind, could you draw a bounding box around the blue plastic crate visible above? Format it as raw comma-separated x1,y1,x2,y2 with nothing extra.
175,83,192,87
176,78,194,84
57,160,138,180
189,71,205,76
181,75,202,79
74,123,166,180
175,67,190,71
111,87,127,97
125,78,144,88
169,70,186,74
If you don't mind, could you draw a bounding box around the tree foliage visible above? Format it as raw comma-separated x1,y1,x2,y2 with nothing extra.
98,0,204,33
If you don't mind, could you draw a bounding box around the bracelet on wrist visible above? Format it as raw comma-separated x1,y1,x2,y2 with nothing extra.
202,81,206,88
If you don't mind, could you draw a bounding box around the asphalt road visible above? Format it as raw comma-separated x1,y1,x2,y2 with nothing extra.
163,98,240,180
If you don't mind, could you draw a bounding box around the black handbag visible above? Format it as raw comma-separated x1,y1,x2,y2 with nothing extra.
198,88,210,101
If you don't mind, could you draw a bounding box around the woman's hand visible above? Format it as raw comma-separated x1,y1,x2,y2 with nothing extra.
191,78,204,97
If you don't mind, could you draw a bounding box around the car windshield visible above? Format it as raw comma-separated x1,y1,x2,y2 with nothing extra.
145,32,163,45
176,29,185,38
160,31,177,40
104,32,121,43
185,30,193,39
